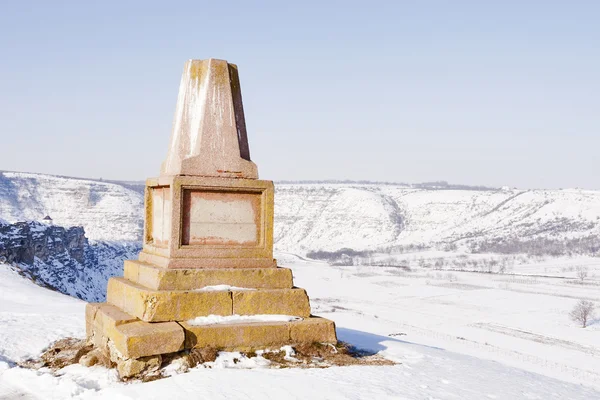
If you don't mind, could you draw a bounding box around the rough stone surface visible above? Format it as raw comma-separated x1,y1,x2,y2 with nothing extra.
79,349,101,367
0,221,86,265
107,277,232,322
138,251,277,269
89,303,184,358
85,302,101,340
181,317,337,350
124,260,293,290
161,58,258,179
289,317,338,344
114,321,184,359
117,355,162,380
182,321,290,350
232,288,311,317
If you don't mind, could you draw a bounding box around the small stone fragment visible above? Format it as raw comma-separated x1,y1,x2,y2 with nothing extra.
189,347,218,365
39,338,92,370
117,355,162,380
79,349,100,367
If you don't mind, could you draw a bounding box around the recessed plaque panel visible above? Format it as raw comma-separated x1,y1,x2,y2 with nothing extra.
182,190,261,246
151,187,171,246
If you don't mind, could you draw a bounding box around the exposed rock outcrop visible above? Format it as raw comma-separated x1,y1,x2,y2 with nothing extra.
0,221,86,265
0,220,140,302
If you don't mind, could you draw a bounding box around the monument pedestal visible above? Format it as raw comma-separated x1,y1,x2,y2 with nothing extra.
85,59,337,379
86,177,336,377
86,264,336,371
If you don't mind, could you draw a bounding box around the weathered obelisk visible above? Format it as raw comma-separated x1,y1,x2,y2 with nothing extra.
86,59,336,379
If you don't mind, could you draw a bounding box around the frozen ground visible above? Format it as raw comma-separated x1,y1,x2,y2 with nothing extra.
0,258,599,399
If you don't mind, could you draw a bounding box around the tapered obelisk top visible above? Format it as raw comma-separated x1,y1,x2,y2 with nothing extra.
161,59,258,179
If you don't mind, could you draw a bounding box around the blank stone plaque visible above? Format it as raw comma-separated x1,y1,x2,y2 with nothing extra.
182,190,261,246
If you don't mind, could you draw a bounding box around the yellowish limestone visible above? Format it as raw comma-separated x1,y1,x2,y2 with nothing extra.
85,302,101,340
289,317,337,344
106,277,232,322
117,355,162,379
181,321,290,349
124,260,293,290
180,317,337,350
114,321,184,359
232,288,311,317
89,303,184,359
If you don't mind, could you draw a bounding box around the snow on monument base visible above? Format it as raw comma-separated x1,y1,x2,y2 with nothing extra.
86,283,336,378
84,58,337,379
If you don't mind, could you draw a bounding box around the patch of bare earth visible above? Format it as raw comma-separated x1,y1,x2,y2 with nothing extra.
260,342,396,368
19,338,395,382
18,338,95,370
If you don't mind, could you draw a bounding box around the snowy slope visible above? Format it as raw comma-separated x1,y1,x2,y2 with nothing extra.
0,172,143,241
275,184,600,254
0,261,598,399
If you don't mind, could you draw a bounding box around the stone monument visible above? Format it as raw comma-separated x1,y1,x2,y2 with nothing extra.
86,59,337,378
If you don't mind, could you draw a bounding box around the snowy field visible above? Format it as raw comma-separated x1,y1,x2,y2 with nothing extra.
1,256,599,399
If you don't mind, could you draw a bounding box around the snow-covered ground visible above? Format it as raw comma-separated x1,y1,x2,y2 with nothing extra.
1,257,598,399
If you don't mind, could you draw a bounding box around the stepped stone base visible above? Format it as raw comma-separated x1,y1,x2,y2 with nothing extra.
124,261,293,290
138,251,278,269
181,317,337,350
106,276,311,322
87,260,337,378
86,303,337,361
86,303,184,359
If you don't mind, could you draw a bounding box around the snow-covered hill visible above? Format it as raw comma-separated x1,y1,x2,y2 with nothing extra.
275,184,600,255
0,172,143,242
1,172,599,256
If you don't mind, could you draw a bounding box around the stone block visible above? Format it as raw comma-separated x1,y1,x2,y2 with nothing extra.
95,303,137,329
138,251,277,269
106,277,232,322
160,59,257,179
89,303,184,359
124,260,293,290
181,321,290,350
289,317,337,344
180,317,337,350
117,355,162,379
232,288,311,317
113,321,184,359
85,302,101,340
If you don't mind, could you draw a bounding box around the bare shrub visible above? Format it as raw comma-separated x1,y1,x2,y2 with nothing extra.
576,266,589,282
569,300,595,328
434,258,445,270
498,259,507,274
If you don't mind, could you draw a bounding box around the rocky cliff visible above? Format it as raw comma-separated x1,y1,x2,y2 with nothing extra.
0,220,140,301
0,221,86,265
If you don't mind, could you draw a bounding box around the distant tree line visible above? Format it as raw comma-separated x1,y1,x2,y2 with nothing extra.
469,235,600,257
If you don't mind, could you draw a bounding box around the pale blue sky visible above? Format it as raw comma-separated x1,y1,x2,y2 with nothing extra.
1,1,598,188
